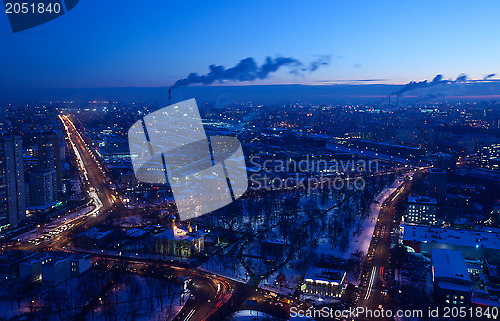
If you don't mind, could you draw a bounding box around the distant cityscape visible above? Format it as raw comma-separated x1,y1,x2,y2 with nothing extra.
0,97,497,320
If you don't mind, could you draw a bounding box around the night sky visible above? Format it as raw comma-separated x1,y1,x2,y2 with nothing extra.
1,0,499,91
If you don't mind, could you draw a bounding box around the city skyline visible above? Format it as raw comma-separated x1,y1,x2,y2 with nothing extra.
1,1,500,320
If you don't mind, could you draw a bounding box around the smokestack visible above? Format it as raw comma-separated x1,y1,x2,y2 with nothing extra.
168,89,171,101
388,95,391,105
396,94,399,106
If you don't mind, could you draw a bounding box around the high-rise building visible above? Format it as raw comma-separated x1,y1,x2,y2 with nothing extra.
37,131,62,193
428,168,447,207
29,169,57,208
0,136,26,229
405,196,438,225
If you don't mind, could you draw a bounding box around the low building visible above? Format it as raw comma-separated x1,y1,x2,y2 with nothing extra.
405,196,438,225
262,238,285,258
0,250,38,280
41,252,74,286
19,254,44,283
432,249,472,307
302,267,347,298
18,251,90,285
153,216,205,258
71,253,92,276
465,259,483,276
347,139,425,159
491,201,500,224
125,228,147,239
402,224,500,264
75,227,113,249
471,295,500,315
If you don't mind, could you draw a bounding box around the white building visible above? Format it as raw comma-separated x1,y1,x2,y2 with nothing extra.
302,267,347,298
153,216,205,258
19,255,44,283
71,253,92,276
41,252,74,286
18,251,91,285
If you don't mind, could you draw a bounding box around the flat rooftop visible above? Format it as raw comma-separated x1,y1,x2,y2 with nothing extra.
78,227,112,240
403,224,500,251
305,267,346,284
408,196,437,205
432,249,471,283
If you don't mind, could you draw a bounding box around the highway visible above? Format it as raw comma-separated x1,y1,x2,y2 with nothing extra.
35,115,266,321
59,115,248,321
8,114,119,253
59,114,117,214
356,170,423,319
5,112,429,320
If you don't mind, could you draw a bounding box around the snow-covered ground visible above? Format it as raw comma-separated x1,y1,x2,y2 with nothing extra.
199,174,409,297
0,297,31,320
259,266,304,296
199,253,249,283
91,274,187,321
114,215,146,227
315,176,409,260
0,268,187,321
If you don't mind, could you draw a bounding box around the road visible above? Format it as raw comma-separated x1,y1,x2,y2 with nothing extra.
59,114,117,214
356,171,423,319
87,253,241,321
31,115,265,321
7,112,429,320
9,114,120,253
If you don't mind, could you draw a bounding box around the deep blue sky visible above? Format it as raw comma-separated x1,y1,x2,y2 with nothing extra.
1,0,499,90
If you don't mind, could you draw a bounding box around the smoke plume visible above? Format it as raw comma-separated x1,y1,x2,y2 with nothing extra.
391,73,469,96
170,56,330,89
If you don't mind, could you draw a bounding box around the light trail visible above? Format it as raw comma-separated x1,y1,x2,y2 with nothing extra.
364,266,377,300
58,115,105,219
183,309,196,321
